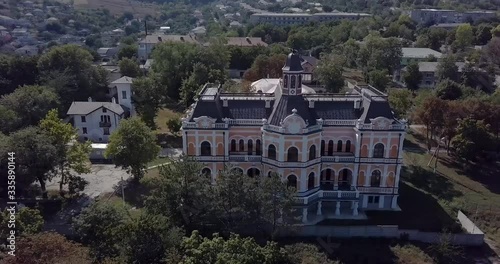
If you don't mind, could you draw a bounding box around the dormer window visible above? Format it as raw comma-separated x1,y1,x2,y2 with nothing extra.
102,108,107,113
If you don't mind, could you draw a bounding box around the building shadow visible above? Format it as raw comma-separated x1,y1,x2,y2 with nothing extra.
402,138,426,154
113,178,151,208
401,165,463,201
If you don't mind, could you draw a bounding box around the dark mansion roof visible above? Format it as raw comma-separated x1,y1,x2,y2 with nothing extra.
188,87,395,126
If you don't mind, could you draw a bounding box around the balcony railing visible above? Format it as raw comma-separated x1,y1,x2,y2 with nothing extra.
323,120,357,126
192,156,226,161
262,124,322,134
321,155,356,163
299,189,360,204
359,158,401,163
261,157,321,168
228,155,262,162
99,122,111,127
357,187,398,194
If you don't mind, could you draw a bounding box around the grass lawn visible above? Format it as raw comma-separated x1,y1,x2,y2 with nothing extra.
147,157,170,168
155,108,183,134
402,130,500,243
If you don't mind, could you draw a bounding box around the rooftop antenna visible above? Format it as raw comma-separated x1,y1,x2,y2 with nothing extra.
144,20,148,36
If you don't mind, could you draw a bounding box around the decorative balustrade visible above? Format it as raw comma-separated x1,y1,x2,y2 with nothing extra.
193,156,226,161
228,155,262,162
356,123,373,130
357,187,397,194
182,122,228,129
263,124,284,133
261,157,321,168
321,156,356,163
323,120,357,126
359,158,400,163
227,119,263,125
262,124,322,134
300,189,360,204
390,124,407,130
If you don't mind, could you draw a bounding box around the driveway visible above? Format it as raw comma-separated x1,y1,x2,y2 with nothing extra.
46,164,131,198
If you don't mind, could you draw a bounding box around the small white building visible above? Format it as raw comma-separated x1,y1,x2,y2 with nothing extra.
110,76,136,116
67,98,125,143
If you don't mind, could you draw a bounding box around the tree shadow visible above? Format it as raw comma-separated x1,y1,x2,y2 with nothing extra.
403,138,426,154
440,157,500,195
113,178,151,208
401,165,463,201
333,238,398,264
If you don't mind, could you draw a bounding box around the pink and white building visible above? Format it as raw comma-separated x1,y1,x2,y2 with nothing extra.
181,51,407,223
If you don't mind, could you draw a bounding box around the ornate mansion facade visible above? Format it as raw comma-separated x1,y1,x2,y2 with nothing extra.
181,51,407,223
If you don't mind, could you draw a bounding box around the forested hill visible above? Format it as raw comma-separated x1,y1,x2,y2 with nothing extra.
137,0,217,5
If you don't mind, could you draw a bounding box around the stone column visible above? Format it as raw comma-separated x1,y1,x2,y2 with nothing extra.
335,201,340,216
352,201,359,216
391,195,399,209
302,208,308,223
317,201,322,215
379,196,385,209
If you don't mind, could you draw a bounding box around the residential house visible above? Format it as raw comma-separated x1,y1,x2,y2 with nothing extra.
14,45,38,56
393,48,443,82
97,47,119,61
182,51,407,223
67,98,125,143
250,12,371,26
226,37,269,78
45,17,59,23
109,76,136,116
191,26,207,36
138,34,198,60
408,9,496,24
101,64,122,84
396,61,465,88
11,28,29,37
300,55,319,84
229,21,243,28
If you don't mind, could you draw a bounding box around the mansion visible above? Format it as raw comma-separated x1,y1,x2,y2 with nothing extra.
181,51,407,223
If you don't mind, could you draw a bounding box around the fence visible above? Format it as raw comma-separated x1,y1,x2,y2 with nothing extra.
283,211,484,246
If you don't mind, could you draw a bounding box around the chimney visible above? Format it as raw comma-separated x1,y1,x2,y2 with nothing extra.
246,37,251,44
265,100,271,108
88,97,92,102
112,97,116,104
223,99,228,107
309,100,314,108
158,36,162,42
180,36,184,41
354,99,361,110
144,20,148,35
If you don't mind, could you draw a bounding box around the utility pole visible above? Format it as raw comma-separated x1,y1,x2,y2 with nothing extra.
121,176,125,207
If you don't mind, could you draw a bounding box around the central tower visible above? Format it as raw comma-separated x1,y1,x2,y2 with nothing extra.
281,50,304,96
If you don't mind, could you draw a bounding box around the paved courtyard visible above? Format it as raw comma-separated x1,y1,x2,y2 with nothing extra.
46,164,131,198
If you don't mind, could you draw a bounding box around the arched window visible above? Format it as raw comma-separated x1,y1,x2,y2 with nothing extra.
308,172,315,190
239,139,245,152
247,139,253,155
267,171,274,178
256,140,262,155
291,75,296,88
309,145,316,160
247,168,260,177
328,140,334,156
373,143,384,158
321,140,325,155
201,168,211,177
337,140,343,152
287,175,297,189
338,169,352,190
201,141,211,156
371,170,381,187
287,147,298,162
345,140,351,152
268,144,276,160
232,168,244,175
298,75,302,88
283,74,288,87
230,139,236,152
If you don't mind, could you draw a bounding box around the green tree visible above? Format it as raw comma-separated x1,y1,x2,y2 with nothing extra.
39,110,91,196
257,172,297,238
38,45,108,109
475,24,492,45
403,61,423,93
8,127,58,197
415,96,446,151
117,45,138,60
0,207,44,241
415,28,447,51
435,79,463,100
167,117,182,134
119,213,184,264
368,69,390,92
0,85,59,128
175,231,287,264
0,55,39,96
105,117,160,181
3,232,91,264
491,25,500,37
132,77,164,129
73,203,125,262
285,243,338,264
388,89,413,119
454,24,473,50
451,118,491,161
436,55,459,82
145,156,211,229
0,105,21,134
118,58,141,78
315,54,345,93
341,39,360,68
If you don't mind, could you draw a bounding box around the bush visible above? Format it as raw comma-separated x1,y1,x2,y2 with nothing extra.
166,118,182,134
